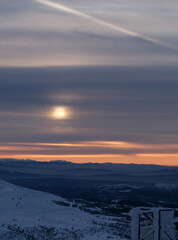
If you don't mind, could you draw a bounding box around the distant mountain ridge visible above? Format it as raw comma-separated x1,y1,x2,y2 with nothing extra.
0,158,178,207
0,157,175,168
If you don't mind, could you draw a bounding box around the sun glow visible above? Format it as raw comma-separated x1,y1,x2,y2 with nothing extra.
51,106,71,119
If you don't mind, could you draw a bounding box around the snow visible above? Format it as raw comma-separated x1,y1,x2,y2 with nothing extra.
153,183,177,191
102,184,141,190
0,179,125,240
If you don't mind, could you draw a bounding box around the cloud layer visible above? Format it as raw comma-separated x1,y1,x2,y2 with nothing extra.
0,0,178,66
0,1,178,164
0,66,178,164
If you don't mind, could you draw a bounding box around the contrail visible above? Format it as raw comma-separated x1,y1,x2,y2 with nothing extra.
35,0,178,51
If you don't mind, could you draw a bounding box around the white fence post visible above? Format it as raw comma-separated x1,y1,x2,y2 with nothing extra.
131,207,175,240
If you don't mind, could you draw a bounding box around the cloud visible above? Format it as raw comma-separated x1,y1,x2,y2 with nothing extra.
0,0,178,164
35,0,178,52
0,66,178,145
0,0,178,66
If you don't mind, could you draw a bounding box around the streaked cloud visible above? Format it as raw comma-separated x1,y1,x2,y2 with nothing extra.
35,0,178,51
0,1,178,165
0,0,178,66
0,66,178,147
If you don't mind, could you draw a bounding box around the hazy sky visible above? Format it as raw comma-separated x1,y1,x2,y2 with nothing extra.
0,0,178,165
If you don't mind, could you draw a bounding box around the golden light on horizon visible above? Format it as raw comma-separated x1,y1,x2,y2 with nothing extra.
50,106,71,120
1,153,178,166
1,141,178,166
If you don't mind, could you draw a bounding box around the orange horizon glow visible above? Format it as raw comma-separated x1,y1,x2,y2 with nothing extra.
1,154,178,166
1,141,178,166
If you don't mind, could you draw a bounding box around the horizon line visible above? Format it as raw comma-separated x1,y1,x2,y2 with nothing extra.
0,158,176,167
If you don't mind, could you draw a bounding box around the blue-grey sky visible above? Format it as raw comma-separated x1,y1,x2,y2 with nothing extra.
0,0,178,165
1,0,178,66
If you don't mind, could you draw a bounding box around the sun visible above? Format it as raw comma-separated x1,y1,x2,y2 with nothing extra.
51,106,71,119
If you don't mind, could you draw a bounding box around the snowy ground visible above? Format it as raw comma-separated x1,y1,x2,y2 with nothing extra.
0,180,129,240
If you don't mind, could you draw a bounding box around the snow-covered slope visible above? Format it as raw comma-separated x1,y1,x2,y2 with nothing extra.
152,183,178,191
0,180,126,240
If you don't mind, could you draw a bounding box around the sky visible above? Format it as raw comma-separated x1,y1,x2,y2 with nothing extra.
0,0,178,165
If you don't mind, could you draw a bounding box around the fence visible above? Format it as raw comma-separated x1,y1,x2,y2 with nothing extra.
131,207,175,240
